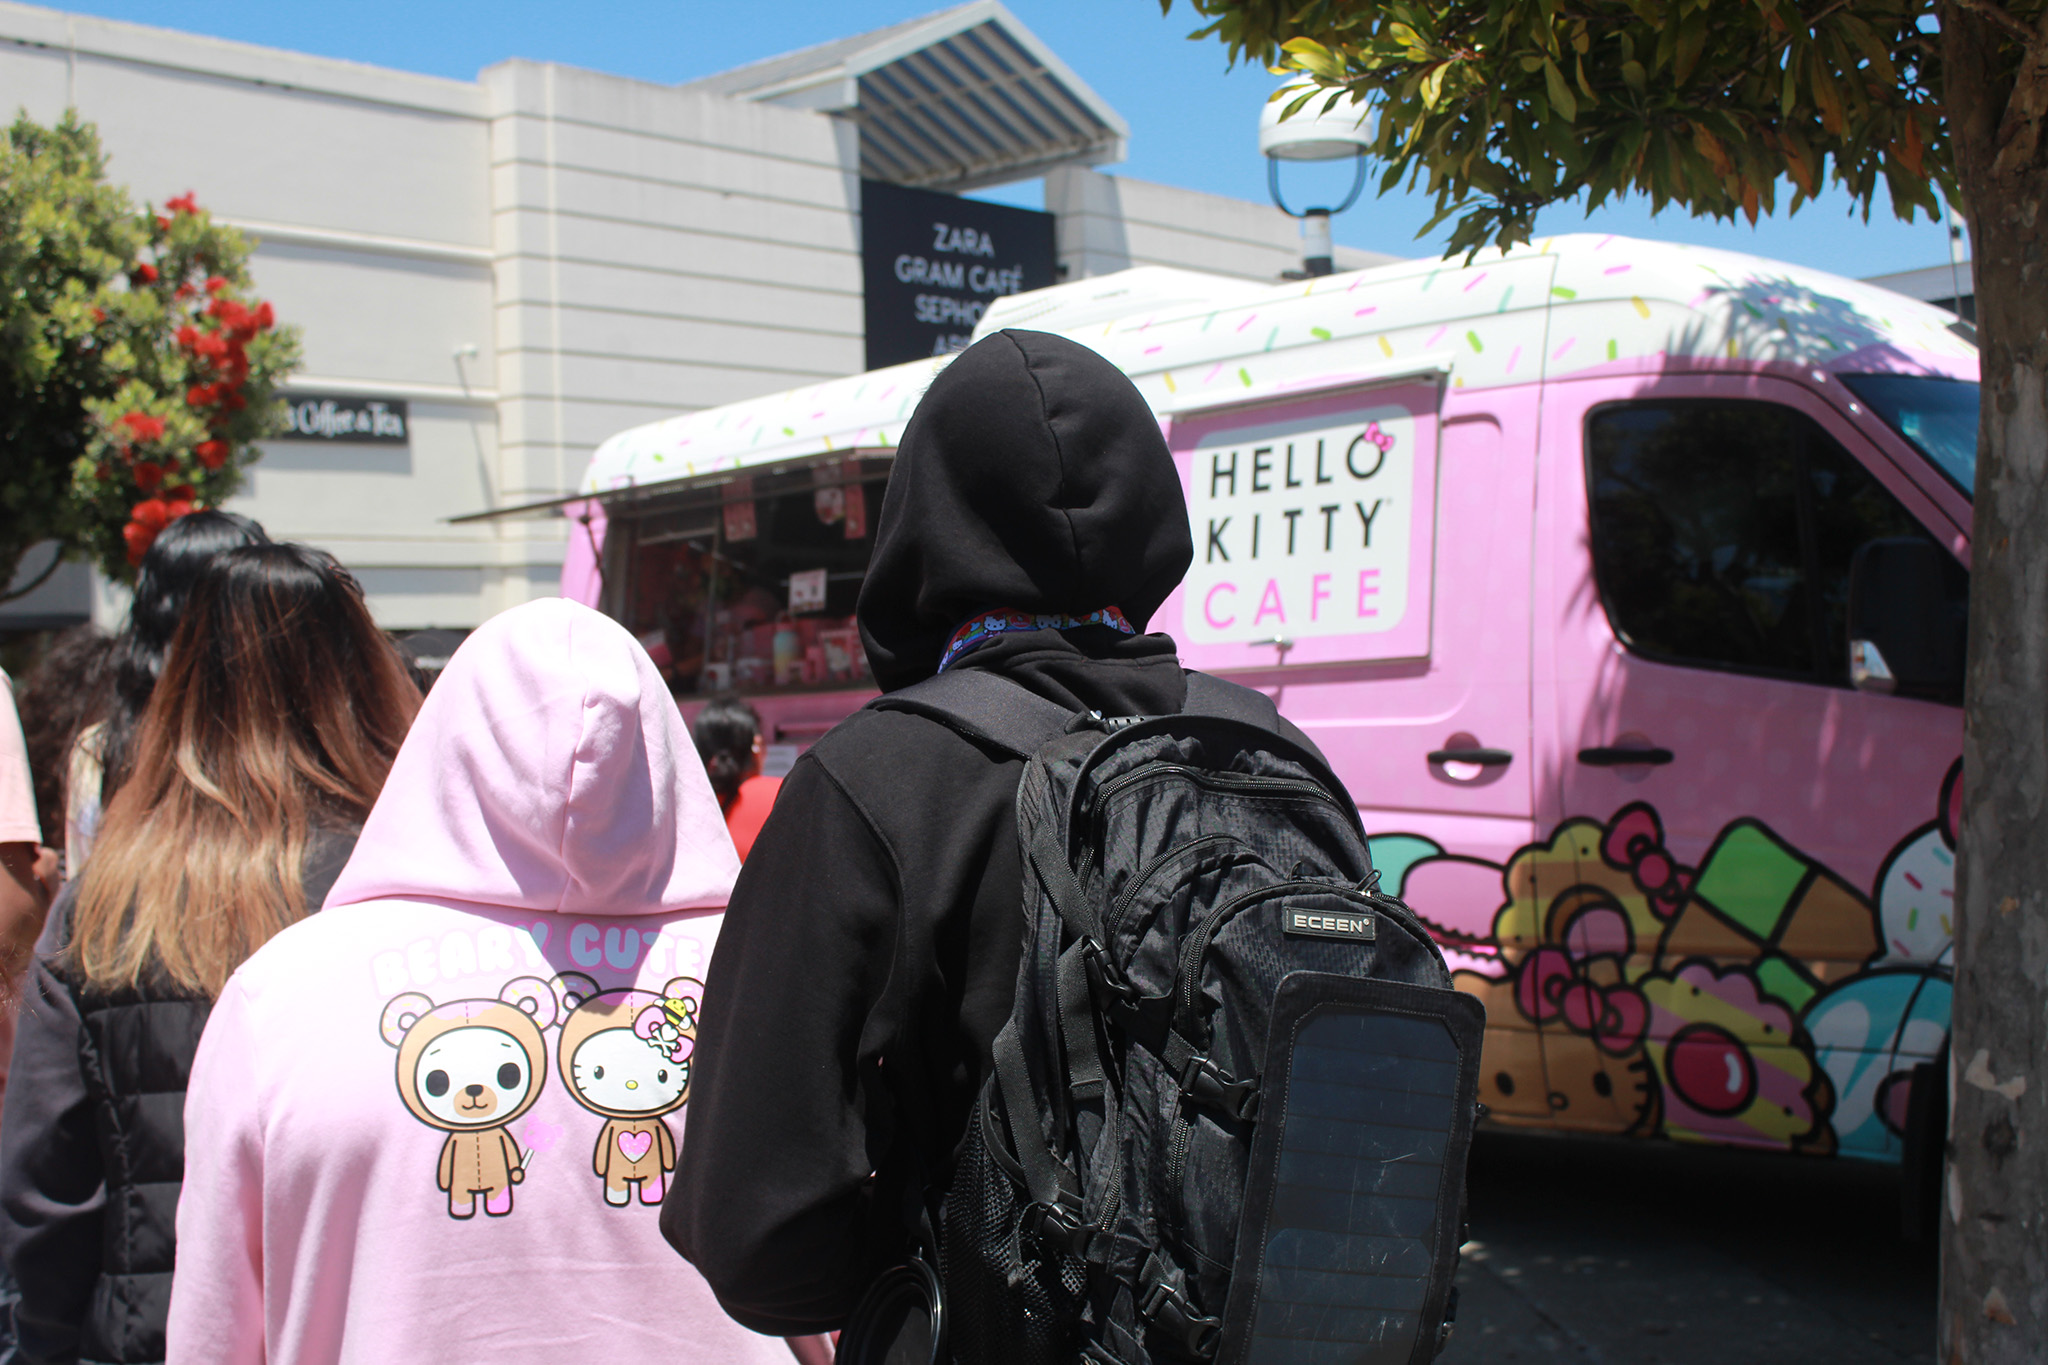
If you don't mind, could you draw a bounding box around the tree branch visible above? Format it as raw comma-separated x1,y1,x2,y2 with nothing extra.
1714,0,1856,95
1950,0,2036,44
0,545,67,605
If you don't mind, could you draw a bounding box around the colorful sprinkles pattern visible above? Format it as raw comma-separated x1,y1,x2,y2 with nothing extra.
579,234,1977,497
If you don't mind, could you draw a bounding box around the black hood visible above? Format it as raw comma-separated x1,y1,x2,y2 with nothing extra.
857,329,1193,692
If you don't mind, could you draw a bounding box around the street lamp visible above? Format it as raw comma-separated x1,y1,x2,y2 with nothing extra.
1260,86,1372,276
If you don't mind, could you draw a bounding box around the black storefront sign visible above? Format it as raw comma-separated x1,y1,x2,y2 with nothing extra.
861,180,1057,370
274,392,410,444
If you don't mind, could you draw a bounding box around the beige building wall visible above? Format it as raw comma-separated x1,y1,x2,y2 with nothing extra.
1045,166,1399,282
0,3,1404,632
0,2,512,629
480,60,865,512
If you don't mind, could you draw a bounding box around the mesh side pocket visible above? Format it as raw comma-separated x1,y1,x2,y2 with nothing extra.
942,1087,1090,1365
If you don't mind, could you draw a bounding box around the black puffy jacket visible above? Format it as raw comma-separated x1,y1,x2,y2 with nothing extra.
0,833,354,1365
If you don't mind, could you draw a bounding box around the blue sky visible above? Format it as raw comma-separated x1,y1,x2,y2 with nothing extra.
54,0,1959,279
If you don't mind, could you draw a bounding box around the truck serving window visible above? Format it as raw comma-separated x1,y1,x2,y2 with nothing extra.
1586,400,1963,690
609,460,890,697
1837,373,1979,495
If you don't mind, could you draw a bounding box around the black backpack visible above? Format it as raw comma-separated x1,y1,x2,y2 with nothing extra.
865,668,1484,1365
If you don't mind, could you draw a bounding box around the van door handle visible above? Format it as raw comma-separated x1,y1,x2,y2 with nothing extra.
1577,746,1675,766
1427,747,1513,767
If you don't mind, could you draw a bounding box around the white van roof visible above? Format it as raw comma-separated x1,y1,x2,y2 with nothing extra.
577,234,1975,496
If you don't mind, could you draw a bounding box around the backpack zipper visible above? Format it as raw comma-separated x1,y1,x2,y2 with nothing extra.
1175,880,1374,1030
1094,763,1345,816
1100,834,1249,946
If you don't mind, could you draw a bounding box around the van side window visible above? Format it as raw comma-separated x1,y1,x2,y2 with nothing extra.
1586,400,1954,686
1804,437,1943,685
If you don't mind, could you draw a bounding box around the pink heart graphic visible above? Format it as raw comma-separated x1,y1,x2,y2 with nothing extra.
617,1129,654,1163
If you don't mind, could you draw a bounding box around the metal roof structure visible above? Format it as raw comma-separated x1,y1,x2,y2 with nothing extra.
685,1,1128,191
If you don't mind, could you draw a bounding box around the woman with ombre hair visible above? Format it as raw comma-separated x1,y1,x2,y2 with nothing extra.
0,543,419,1365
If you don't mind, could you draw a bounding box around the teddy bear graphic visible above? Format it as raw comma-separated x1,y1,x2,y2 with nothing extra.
380,977,556,1219
553,973,702,1207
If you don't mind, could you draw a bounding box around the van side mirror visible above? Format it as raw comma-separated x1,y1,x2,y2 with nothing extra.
1846,537,1967,702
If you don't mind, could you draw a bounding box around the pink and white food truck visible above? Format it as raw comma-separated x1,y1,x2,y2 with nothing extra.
561,233,1976,1191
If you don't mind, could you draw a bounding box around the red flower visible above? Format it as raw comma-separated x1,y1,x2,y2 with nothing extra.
118,412,167,442
253,301,274,329
153,215,170,232
131,498,172,531
175,324,199,349
204,275,228,294
167,484,196,502
225,390,247,411
165,192,198,215
91,307,106,323
163,498,195,521
132,262,159,284
123,521,156,566
194,440,228,470
133,461,164,491
186,384,218,407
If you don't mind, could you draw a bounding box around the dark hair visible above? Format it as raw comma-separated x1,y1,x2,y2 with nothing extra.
72,542,421,995
98,510,270,804
14,625,113,849
692,695,761,809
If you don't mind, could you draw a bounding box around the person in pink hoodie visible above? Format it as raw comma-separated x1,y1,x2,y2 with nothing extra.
166,598,824,1365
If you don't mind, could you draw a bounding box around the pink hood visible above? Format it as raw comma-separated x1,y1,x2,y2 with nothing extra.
326,597,738,915
167,599,792,1365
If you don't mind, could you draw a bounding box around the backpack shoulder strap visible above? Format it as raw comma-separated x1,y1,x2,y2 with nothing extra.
866,668,1076,760
1181,670,1282,730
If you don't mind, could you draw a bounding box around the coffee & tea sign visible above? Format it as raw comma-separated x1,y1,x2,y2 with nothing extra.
1178,393,1435,664
275,393,409,444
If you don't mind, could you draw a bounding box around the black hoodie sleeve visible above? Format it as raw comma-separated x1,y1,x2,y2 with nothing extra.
0,952,102,1365
664,749,907,1335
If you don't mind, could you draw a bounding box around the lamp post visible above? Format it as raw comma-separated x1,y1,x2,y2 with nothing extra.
1260,88,1372,277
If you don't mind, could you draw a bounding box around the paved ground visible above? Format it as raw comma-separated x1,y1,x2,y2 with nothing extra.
1441,1131,1937,1364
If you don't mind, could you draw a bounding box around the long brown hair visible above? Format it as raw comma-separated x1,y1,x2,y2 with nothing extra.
69,544,420,996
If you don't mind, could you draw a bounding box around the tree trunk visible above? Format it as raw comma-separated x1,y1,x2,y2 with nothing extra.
1940,6,2048,1360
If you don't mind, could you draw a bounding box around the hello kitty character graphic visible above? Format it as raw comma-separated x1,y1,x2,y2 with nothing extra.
553,973,701,1207
380,977,556,1219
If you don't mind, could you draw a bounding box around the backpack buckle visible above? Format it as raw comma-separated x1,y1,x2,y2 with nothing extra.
1179,1053,1261,1122
1020,1200,1095,1259
1081,938,1135,1007
1138,1256,1222,1359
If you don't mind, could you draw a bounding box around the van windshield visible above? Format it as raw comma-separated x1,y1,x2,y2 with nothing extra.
1838,373,1978,496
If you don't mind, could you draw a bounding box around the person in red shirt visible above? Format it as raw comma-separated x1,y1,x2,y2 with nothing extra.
692,696,781,861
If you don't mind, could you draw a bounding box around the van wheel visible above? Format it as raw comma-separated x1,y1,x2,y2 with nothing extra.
1899,1042,1949,1243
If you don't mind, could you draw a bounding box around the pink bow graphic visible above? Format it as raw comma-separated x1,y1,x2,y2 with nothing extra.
1601,804,1694,920
1515,945,1649,1055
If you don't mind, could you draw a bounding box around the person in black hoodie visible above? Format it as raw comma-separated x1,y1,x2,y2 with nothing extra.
665,329,1205,1335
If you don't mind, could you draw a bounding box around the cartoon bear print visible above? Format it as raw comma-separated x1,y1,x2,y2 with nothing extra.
553,972,701,1207
380,977,556,1219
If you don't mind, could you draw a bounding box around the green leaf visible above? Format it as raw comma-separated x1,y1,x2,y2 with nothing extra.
1421,63,1447,108
1544,58,1577,122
